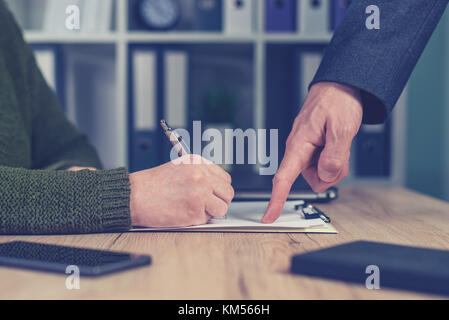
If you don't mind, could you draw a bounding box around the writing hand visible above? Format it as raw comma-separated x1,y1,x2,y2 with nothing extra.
130,155,234,227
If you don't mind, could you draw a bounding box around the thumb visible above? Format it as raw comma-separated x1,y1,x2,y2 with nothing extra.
318,126,352,183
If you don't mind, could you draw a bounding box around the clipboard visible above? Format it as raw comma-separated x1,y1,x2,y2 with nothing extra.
131,201,338,234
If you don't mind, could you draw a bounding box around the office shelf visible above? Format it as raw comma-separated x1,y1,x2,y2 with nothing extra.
25,32,119,43
25,32,333,44
125,32,258,43
11,0,405,185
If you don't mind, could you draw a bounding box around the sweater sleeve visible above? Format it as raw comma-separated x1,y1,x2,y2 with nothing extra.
0,167,131,235
310,0,448,124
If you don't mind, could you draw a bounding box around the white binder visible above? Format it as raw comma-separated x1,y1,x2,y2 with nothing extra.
95,0,113,33
298,0,329,35
133,50,157,132
299,51,323,104
224,0,256,35
33,49,57,92
164,51,188,129
81,0,99,33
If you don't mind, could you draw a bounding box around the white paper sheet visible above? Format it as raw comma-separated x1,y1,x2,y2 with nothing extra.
132,201,326,231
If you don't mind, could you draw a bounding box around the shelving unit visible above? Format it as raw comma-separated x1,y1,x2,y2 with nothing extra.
11,0,406,186
20,0,331,168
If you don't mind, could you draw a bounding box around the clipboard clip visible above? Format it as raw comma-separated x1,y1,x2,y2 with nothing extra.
295,203,331,223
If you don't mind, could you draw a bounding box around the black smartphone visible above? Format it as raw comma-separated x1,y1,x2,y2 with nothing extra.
291,241,449,296
0,241,151,277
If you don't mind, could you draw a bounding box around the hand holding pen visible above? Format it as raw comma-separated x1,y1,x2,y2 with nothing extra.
159,120,232,220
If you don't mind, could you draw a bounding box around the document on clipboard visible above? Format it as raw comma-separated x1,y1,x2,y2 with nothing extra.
131,201,338,234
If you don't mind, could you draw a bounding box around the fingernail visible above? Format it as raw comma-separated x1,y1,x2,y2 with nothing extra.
261,217,271,224
261,213,271,224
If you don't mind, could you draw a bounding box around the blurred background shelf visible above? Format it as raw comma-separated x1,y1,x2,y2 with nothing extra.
24,33,333,44
6,0,449,200
25,32,119,43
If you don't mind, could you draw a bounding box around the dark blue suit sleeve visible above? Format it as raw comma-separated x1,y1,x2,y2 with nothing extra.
311,0,448,124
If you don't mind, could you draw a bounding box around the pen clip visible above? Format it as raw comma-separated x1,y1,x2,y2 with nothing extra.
295,202,331,223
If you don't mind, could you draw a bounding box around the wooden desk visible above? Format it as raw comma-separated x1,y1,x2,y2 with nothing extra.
1,186,448,300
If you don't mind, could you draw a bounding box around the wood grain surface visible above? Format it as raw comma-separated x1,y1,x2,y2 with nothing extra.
1,186,448,300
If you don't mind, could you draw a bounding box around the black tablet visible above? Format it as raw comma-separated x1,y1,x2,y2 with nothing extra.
0,241,151,277
232,173,338,203
291,241,449,296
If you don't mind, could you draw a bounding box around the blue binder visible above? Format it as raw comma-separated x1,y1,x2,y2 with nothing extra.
130,130,161,172
330,0,352,30
265,0,296,32
355,122,391,177
195,0,223,31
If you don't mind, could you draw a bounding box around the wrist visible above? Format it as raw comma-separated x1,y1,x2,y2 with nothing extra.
129,172,139,226
68,166,97,171
311,82,361,101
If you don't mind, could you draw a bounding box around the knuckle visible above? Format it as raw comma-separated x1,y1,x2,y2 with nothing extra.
321,157,344,173
334,124,357,140
286,136,308,154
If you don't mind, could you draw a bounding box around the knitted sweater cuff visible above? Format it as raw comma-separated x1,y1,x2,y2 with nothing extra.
98,168,132,232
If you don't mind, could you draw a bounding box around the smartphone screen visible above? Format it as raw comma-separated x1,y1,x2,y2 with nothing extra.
0,241,151,277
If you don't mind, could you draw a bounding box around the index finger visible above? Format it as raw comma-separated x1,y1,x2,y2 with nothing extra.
261,144,315,224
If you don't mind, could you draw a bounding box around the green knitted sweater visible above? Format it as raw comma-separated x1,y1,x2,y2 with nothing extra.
0,2,131,235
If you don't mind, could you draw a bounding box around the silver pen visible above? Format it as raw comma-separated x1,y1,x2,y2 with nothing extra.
160,120,190,157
